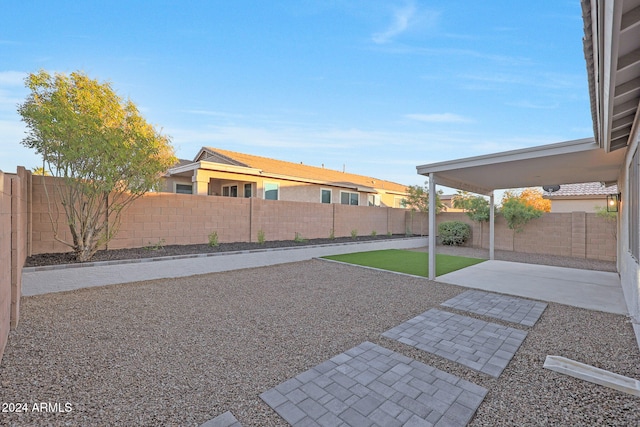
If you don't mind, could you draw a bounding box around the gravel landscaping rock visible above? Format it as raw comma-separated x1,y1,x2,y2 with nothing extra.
24,234,408,267
1,249,636,426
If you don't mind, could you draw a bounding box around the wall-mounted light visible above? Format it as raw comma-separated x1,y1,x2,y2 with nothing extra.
606,193,621,212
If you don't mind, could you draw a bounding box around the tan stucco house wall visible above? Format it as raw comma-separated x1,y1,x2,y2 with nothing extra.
163,147,409,208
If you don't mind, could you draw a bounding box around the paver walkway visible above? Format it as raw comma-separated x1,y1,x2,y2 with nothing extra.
260,341,488,427
441,290,547,327
382,309,527,378
200,411,242,427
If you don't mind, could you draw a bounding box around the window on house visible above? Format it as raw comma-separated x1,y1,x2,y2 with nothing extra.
321,189,332,204
175,183,193,194
222,185,238,197
630,148,639,261
394,197,407,208
264,182,279,200
244,183,252,198
368,194,381,207
340,191,359,205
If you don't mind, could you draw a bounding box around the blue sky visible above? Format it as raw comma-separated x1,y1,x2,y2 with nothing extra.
1,0,590,188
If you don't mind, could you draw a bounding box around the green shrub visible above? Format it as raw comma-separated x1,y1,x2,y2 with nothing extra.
371,230,377,237
351,229,358,238
329,228,335,240
294,232,307,243
438,221,471,246
208,231,219,247
144,238,166,251
257,229,266,245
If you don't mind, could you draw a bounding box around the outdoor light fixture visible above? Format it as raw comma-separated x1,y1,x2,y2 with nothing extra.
606,193,621,212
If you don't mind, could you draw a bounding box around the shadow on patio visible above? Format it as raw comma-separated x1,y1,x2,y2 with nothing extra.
414,245,626,315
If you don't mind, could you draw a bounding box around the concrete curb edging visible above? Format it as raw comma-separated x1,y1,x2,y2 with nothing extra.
22,237,428,296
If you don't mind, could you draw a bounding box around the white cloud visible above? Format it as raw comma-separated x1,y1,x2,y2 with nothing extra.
505,100,559,110
0,71,26,86
372,3,416,44
371,2,439,45
406,113,473,123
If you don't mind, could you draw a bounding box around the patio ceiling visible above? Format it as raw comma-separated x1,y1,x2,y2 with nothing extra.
416,138,626,195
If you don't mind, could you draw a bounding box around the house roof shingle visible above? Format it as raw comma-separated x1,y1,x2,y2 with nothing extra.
543,182,618,198
199,147,408,193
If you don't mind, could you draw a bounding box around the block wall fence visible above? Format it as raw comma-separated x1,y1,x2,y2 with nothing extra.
28,175,617,261
0,170,618,362
0,167,29,364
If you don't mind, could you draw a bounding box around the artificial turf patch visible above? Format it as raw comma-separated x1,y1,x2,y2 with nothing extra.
322,249,485,277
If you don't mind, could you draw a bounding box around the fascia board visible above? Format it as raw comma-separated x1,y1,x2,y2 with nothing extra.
168,162,201,175
416,138,598,175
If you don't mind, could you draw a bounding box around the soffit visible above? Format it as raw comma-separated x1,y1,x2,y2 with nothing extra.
584,0,640,152
416,138,625,195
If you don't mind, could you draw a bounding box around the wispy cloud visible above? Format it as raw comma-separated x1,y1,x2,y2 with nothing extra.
505,100,559,109
183,109,246,119
0,71,26,86
372,3,416,44
406,113,473,123
459,71,583,91
371,2,439,44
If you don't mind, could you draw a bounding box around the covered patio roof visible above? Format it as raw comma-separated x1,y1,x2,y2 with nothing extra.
416,138,626,195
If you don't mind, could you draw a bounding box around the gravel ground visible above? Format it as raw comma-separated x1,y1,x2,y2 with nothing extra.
1,250,637,426
24,234,408,267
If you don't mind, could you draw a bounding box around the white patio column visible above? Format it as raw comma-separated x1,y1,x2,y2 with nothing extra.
489,191,495,260
192,170,209,196
428,173,436,280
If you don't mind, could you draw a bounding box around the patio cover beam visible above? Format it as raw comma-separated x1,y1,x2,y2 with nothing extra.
416,138,626,274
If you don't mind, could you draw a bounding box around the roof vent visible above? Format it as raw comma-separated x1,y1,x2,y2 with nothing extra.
542,185,560,193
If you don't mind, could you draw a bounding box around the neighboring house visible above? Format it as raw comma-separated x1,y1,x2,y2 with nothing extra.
439,194,465,212
163,147,409,208
542,182,619,213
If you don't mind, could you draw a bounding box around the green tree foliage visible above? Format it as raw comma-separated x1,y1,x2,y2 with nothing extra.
452,191,490,248
18,70,177,261
31,166,50,176
438,221,471,246
402,182,444,214
500,191,544,249
402,181,444,236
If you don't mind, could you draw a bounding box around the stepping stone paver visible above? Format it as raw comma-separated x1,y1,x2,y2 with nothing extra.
382,309,527,377
200,411,242,427
260,341,487,426
441,290,547,326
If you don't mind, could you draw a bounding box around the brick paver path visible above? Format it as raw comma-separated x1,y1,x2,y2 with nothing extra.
200,411,242,427
382,309,527,378
260,341,488,426
441,290,547,326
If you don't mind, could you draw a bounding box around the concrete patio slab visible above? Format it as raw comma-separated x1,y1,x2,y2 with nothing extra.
436,260,627,315
441,290,547,327
260,341,487,426
382,309,527,378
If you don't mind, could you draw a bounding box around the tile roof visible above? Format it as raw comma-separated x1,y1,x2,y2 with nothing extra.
543,182,618,198
200,147,408,193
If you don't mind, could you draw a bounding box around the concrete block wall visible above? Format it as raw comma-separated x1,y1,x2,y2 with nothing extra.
0,167,29,363
27,177,617,261
252,198,334,242
409,211,616,262
0,172,11,363
586,213,617,261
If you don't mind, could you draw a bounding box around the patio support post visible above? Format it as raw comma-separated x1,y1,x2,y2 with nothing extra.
489,191,495,260
428,173,436,280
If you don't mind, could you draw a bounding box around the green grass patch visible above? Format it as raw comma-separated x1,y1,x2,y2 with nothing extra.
323,249,485,277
